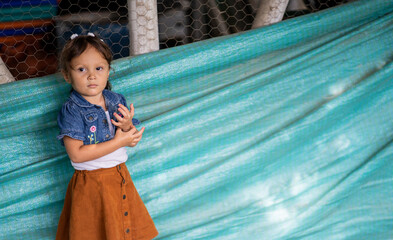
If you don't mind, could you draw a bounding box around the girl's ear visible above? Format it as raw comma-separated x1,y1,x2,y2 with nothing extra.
62,70,71,84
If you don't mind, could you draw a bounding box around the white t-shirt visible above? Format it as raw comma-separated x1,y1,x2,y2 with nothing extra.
71,111,128,170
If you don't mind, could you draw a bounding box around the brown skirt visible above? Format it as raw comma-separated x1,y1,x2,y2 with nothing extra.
56,163,158,240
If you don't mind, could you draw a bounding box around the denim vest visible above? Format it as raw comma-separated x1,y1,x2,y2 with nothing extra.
57,89,140,146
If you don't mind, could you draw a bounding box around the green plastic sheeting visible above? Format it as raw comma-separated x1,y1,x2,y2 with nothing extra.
1,0,393,239
0,5,57,22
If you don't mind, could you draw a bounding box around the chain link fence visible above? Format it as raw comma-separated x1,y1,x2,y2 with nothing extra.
1,0,353,81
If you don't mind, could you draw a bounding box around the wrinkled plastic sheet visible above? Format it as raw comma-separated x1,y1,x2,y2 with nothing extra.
1,0,393,239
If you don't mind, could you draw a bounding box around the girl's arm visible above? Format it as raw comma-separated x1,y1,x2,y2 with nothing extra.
63,127,145,163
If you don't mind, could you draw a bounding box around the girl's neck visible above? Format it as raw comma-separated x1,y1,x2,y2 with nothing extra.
83,94,107,111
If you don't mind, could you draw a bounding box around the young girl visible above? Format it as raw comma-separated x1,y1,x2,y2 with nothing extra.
56,33,158,240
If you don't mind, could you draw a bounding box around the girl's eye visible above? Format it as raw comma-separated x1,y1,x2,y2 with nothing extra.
77,68,86,72
96,67,103,71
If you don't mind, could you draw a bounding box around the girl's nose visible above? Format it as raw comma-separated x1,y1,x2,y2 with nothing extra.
88,72,96,80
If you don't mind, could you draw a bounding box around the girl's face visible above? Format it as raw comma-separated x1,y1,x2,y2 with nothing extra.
64,45,110,103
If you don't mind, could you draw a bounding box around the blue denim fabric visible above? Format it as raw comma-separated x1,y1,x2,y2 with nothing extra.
57,89,140,146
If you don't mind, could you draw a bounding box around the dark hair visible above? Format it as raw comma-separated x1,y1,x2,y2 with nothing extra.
60,34,112,90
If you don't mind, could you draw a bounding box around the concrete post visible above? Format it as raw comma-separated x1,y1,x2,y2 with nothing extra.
252,0,290,29
128,0,160,56
0,58,15,84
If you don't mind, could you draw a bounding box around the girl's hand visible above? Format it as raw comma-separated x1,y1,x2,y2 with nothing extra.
127,126,144,147
114,126,145,147
112,103,134,132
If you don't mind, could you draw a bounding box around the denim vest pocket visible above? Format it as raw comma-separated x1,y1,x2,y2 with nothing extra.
84,112,98,122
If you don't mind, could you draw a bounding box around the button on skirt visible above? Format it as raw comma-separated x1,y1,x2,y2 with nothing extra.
56,163,158,240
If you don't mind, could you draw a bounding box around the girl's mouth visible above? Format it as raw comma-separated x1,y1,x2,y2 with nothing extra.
88,84,98,88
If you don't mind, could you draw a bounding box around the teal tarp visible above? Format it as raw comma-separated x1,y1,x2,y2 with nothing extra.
1,0,393,239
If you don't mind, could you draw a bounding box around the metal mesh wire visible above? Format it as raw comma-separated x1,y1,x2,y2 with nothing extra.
0,0,353,81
